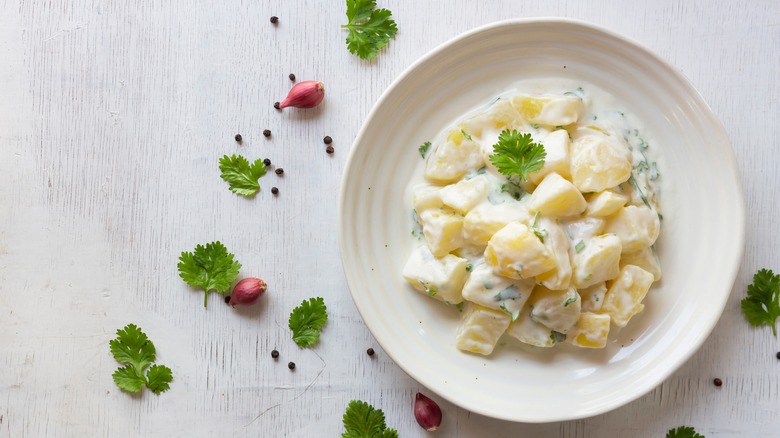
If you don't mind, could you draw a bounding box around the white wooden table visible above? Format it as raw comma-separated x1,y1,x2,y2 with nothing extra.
1,1,778,436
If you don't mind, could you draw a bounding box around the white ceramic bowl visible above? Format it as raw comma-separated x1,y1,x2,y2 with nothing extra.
338,18,744,423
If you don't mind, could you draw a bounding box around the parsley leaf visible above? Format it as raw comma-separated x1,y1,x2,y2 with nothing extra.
110,324,172,395
342,0,398,60
741,268,780,335
666,426,704,438
342,400,398,438
418,141,431,159
489,129,546,182
219,154,267,197
289,297,328,348
178,241,242,307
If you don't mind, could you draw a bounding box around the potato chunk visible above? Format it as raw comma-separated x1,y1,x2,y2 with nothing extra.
578,282,607,312
604,205,661,254
511,94,585,126
529,286,581,334
570,135,631,192
439,174,489,214
602,265,654,327
402,245,468,304
419,209,463,257
528,129,571,184
461,263,534,320
528,172,587,218
567,312,611,348
586,191,628,217
534,217,572,291
412,185,443,213
455,303,512,355
484,222,555,279
463,203,531,245
425,129,484,183
571,234,622,288
620,246,662,281
506,305,557,348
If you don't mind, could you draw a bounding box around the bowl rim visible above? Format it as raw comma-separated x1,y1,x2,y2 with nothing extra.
338,17,746,422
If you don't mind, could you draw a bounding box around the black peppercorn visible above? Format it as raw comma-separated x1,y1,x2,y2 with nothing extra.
263,158,271,166
271,187,279,195
275,168,284,175
224,296,231,304
263,129,271,137
274,101,281,110
270,16,278,24
289,73,296,81
367,348,375,356
777,351,780,360
271,349,279,359
326,146,334,155
288,361,295,370
323,136,332,144
234,134,242,142
713,378,722,387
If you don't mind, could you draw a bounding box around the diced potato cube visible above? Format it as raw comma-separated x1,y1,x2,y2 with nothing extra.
586,191,628,217
511,94,585,126
506,305,556,348
419,209,463,257
425,129,484,183
567,312,611,348
529,286,581,334
440,175,489,213
534,217,572,291
413,185,443,212
571,234,622,288
620,247,662,281
528,129,571,184
602,265,654,327
484,222,556,279
605,205,661,253
578,282,607,312
529,172,587,217
402,245,468,304
564,217,605,244
570,135,632,192
461,99,523,136
461,263,534,320
455,303,512,355
462,203,531,245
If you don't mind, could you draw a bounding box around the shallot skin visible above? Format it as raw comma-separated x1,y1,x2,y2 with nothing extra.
228,278,267,307
414,392,442,432
279,81,325,109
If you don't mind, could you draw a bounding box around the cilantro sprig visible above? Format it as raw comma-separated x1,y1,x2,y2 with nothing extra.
289,297,328,348
110,324,173,395
667,426,704,438
178,241,241,307
342,0,398,60
741,268,780,335
342,400,398,438
489,129,546,182
219,154,267,197
418,141,431,159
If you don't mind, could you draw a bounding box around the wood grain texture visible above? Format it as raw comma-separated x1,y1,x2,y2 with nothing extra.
0,0,778,436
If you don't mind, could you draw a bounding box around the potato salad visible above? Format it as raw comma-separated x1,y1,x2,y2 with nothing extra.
403,80,662,355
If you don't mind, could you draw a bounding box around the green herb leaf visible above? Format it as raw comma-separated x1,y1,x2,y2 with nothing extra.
574,240,586,253
289,297,329,348
489,130,546,182
109,324,172,395
550,331,566,343
530,212,547,242
342,0,398,60
342,400,398,438
219,154,267,197
178,241,241,307
666,426,705,438
564,296,578,307
145,364,173,394
465,263,474,272
460,129,473,141
418,141,431,159
741,269,780,336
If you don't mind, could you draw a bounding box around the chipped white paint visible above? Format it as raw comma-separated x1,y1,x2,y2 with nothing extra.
0,0,778,436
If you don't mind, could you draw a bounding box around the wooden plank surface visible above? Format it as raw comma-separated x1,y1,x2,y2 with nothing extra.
0,0,778,436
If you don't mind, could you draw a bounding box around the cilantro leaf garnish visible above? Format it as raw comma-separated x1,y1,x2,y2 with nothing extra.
110,324,173,395
741,268,780,335
489,129,546,182
219,154,267,197
289,297,328,348
342,400,398,438
342,0,398,60
666,426,704,438
178,241,241,307
418,141,431,159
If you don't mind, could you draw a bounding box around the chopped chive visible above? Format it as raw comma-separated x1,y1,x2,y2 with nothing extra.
575,241,586,253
